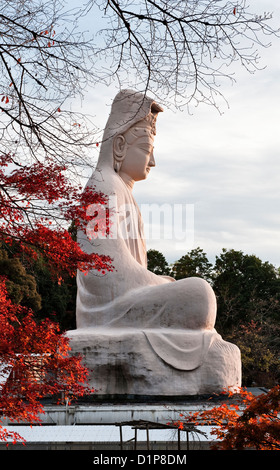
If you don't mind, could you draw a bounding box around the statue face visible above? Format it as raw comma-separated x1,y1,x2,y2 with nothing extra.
123,134,155,181
114,131,155,182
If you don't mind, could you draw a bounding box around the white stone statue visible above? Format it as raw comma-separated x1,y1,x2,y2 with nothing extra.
67,89,241,396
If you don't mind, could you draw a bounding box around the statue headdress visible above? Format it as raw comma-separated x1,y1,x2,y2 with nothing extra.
96,89,163,171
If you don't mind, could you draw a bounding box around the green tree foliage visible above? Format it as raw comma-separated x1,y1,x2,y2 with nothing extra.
0,243,76,330
226,320,280,387
213,248,280,328
31,256,76,331
147,249,171,276
212,249,280,386
171,247,213,282
0,246,41,312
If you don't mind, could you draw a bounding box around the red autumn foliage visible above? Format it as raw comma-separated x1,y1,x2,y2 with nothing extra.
0,152,115,443
0,153,113,278
173,387,280,450
0,276,93,444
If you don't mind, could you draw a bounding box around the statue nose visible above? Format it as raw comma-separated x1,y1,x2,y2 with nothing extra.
149,150,155,167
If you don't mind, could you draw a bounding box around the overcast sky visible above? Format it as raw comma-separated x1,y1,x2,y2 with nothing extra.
77,0,280,267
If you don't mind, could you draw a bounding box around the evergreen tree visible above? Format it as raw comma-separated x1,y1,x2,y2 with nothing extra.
147,249,171,276
172,247,213,282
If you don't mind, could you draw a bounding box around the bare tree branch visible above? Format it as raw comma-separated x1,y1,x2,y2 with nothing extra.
0,0,101,172
88,0,279,111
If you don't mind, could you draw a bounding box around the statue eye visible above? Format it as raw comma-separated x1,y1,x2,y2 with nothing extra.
139,144,153,153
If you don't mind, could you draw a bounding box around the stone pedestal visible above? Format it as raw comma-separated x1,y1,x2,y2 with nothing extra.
67,327,241,397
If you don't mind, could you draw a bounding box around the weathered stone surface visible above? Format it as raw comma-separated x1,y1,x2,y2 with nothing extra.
67,328,241,396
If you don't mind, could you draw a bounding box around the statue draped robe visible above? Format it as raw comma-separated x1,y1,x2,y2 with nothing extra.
69,89,241,395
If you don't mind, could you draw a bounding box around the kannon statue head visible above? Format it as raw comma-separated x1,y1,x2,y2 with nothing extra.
112,102,162,182
95,90,163,177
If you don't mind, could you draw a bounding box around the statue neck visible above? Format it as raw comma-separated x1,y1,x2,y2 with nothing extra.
119,171,135,190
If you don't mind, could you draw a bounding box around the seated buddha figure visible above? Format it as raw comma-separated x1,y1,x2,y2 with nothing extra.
70,89,241,395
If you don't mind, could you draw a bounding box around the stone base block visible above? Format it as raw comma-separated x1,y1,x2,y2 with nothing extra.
66,328,241,397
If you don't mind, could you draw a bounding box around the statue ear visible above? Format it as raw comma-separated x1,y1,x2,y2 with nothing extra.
113,134,127,172
113,134,126,157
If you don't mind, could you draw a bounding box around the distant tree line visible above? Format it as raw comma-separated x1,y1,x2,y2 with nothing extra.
1,242,279,388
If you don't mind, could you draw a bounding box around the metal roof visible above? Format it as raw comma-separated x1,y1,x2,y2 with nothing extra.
2,424,215,443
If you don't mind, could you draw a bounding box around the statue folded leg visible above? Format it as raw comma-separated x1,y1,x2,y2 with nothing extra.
106,277,216,329
77,276,216,330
